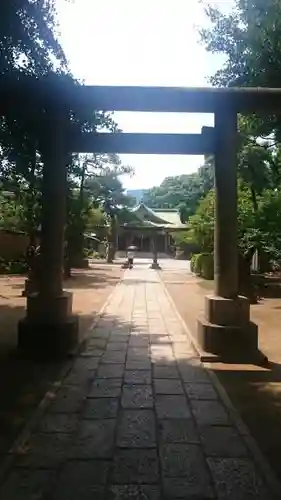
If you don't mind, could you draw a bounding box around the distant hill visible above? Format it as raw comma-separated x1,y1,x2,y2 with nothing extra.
126,189,144,203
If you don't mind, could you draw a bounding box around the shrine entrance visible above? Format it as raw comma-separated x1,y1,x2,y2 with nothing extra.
3,78,279,362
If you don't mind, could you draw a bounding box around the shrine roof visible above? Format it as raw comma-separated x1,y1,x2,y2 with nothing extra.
129,203,186,229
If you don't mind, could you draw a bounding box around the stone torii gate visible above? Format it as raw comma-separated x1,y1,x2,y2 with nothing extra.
3,79,281,361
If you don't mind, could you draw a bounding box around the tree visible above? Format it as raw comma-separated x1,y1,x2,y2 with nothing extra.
86,171,134,263
143,161,214,221
200,0,281,139
0,0,70,249
64,153,134,266
200,1,281,267
0,192,26,231
0,0,67,76
188,178,281,267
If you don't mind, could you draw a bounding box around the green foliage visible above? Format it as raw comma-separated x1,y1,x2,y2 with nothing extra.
0,0,67,76
189,178,281,265
0,193,27,231
190,252,214,280
0,256,28,275
200,0,281,139
190,253,201,274
188,190,215,253
200,253,214,280
143,162,214,222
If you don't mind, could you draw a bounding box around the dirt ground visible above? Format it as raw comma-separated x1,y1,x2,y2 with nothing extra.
161,269,281,482
0,262,122,461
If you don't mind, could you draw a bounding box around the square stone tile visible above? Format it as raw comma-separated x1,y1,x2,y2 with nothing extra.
162,477,214,499
88,379,122,398
127,347,150,359
150,346,174,356
108,485,161,499
191,400,231,426
178,363,211,383
161,444,213,497
124,370,152,385
97,364,125,378
158,419,200,444
126,359,151,370
63,369,95,386
87,338,107,349
109,334,129,343
208,457,271,499
155,395,191,419
82,398,119,419
36,413,79,433
52,461,108,500
169,335,187,343
153,366,179,379
80,348,104,358
150,335,171,345
117,410,156,448
70,419,116,459
112,449,159,484
200,426,249,457
173,342,194,354
154,379,184,395
0,468,56,500
174,351,197,362
73,357,100,371
48,386,87,413
121,385,153,409
129,337,150,347
102,351,127,364
92,329,111,339
184,382,219,400
13,433,72,468
107,342,128,351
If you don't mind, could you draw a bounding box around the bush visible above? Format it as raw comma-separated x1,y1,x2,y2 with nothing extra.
190,253,202,274
190,252,214,280
91,251,102,259
200,253,214,280
0,257,28,275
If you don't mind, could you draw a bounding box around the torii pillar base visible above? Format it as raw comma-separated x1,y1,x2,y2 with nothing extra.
18,292,79,359
150,261,162,270
196,295,267,365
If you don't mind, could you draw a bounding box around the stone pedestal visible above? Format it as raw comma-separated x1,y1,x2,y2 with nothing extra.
150,261,162,270
197,295,265,363
18,292,78,358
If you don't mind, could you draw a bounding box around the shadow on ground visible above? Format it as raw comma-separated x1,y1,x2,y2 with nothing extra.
161,270,281,484
0,312,127,463
0,306,275,500
212,362,281,481
9,270,120,293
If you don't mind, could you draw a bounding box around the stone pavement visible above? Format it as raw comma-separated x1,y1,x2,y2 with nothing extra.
0,267,280,499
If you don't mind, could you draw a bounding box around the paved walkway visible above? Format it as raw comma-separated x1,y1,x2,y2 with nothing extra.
0,267,280,499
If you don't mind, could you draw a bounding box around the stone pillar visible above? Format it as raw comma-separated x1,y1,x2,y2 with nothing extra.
18,106,78,358
196,107,265,364
214,111,238,298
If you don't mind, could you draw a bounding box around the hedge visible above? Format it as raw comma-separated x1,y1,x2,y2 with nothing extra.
190,252,214,280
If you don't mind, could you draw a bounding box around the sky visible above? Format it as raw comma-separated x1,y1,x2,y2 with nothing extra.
56,0,234,189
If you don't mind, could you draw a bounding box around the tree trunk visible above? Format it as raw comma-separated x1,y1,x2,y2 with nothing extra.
107,215,117,263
